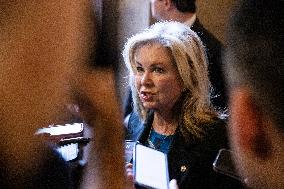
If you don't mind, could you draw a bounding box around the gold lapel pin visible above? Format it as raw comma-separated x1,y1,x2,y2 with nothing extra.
180,165,187,172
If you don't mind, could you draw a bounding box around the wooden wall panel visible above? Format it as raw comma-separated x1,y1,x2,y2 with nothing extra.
197,0,235,43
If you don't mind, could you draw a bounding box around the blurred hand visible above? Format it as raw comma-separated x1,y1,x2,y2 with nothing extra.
77,68,126,189
73,68,122,128
125,163,134,188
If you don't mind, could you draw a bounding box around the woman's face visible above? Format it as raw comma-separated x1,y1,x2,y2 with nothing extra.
134,43,183,112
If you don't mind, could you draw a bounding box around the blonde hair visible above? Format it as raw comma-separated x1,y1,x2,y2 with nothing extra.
123,21,218,139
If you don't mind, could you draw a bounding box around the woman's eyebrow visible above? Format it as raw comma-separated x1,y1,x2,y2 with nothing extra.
134,61,142,66
150,63,164,67
134,62,164,67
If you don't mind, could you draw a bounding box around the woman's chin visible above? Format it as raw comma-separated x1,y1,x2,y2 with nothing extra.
142,102,157,109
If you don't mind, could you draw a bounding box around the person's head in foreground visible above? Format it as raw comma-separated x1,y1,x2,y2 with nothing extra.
123,21,218,142
0,1,126,188
224,0,284,188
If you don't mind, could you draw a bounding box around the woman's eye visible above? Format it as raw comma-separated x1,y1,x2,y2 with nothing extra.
136,66,144,72
153,67,164,73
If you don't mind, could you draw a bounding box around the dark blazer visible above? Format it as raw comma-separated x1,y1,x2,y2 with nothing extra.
125,111,242,189
191,19,227,111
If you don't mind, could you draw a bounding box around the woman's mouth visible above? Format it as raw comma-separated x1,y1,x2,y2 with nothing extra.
140,91,154,101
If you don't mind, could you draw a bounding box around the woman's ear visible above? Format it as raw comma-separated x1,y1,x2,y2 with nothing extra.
229,88,272,160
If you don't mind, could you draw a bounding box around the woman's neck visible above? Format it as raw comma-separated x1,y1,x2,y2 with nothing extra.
153,111,177,136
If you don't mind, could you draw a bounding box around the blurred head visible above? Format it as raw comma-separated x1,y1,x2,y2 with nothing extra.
123,21,217,138
0,1,94,136
150,0,196,21
0,1,96,185
224,0,284,188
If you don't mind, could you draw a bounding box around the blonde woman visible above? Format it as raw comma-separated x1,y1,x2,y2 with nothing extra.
123,22,241,189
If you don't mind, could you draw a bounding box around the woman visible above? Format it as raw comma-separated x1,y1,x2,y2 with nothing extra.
123,22,241,189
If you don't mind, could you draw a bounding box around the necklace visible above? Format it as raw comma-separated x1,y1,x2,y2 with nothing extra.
147,128,174,152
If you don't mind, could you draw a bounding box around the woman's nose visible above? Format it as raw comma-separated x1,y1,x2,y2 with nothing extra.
141,72,153,86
